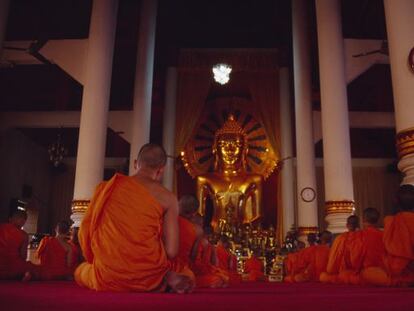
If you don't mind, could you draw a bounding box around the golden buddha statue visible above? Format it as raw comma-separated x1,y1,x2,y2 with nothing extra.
196,114,263,229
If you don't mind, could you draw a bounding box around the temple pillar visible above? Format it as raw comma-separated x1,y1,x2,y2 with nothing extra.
162,67,177,191
129,0,158,174
0,0,10,58
315,0,354,233
292,0,319,240
384,0,414,185
279,67,295,237
71,0,118,227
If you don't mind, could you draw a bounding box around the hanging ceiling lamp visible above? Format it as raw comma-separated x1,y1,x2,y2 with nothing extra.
212,63,232,85
48,129,68,167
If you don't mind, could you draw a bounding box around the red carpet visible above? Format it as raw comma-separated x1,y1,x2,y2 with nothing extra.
1,281,413,311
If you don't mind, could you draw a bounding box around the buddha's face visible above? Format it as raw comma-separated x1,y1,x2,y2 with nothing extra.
217,134,244,167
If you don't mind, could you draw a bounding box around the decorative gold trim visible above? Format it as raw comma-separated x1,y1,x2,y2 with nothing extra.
71,200,90,214
181,107,279,180
396,127,414,159
297,226,319,235
325,200,355,214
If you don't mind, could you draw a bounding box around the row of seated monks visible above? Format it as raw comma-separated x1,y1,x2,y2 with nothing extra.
1,143,413,292
284,184,414,287
0,213,81,281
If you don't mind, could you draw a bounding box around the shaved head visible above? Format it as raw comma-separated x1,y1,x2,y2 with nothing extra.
9,209,27,228
10,209,27,221
346,215,360,231
56,220,70,235
179,195,199,217
137,143,167,170
363,208,380,225
319,230,333,244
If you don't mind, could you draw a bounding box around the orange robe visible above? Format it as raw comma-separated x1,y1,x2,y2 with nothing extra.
192,240,229,287
36,236,77,280
216,244,241,284
0,223,33,279
244,256,264,281
321,228,384,285
75,174,191,291
363,212,414,287
320,232,355,283
174,217,226,288
284,249,307,282
286,245,330,283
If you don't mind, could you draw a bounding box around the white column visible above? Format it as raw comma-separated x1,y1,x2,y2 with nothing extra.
316,0,354,233
0,0,10,58
162,67,177,191
129,0,158,174
292,0,319,240
279,67,295,237
384,0,414,185
71,0,119,227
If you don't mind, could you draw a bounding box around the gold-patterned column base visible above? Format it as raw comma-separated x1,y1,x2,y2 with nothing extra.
71,200,90,214
297,226,319,236
396,127,414,159
325,200,355,214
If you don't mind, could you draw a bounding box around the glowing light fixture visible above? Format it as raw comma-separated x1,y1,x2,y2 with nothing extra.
212,63,232,85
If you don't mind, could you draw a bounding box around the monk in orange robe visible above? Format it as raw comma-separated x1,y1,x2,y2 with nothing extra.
36,221,78,280
244,249,265,281
75,143,194,293
363,185,414,287
0,209,34,280
335,208,384,285
286,231,332,283
175,196,227,288
320,215,359,283
284,233,317,282
216,236,241,284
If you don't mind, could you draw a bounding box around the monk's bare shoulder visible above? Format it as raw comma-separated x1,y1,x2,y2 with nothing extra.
150,182,178,211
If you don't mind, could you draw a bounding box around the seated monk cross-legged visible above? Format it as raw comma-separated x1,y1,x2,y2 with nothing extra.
191,216,229,288
174,195,227,288
320,215,360,284
75,143,194,293
0,209,37,281
216,235,241,284
36,220,79,280
336,208,384,285
363,185,414,287
286,231,332,283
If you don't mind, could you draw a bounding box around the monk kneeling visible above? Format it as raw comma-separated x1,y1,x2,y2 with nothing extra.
286,231,332,283
0,210,36,280
75,144,194,293
363,185,414,287
36,221,79,280
320,215,359,284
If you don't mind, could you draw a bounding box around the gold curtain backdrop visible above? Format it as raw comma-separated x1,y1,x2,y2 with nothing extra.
174,49,283,239
316,163,401,229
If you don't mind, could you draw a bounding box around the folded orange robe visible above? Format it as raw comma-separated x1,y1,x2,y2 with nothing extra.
75,174,186,291
320,232,355,283
244,256,264,281
286,245,329,282
37,236,77,280
284,249,308,282
192,240,229,287
216,244,241,284
363,212,414,287
321,228,384,285
174,217,225,288
0,223,33,279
